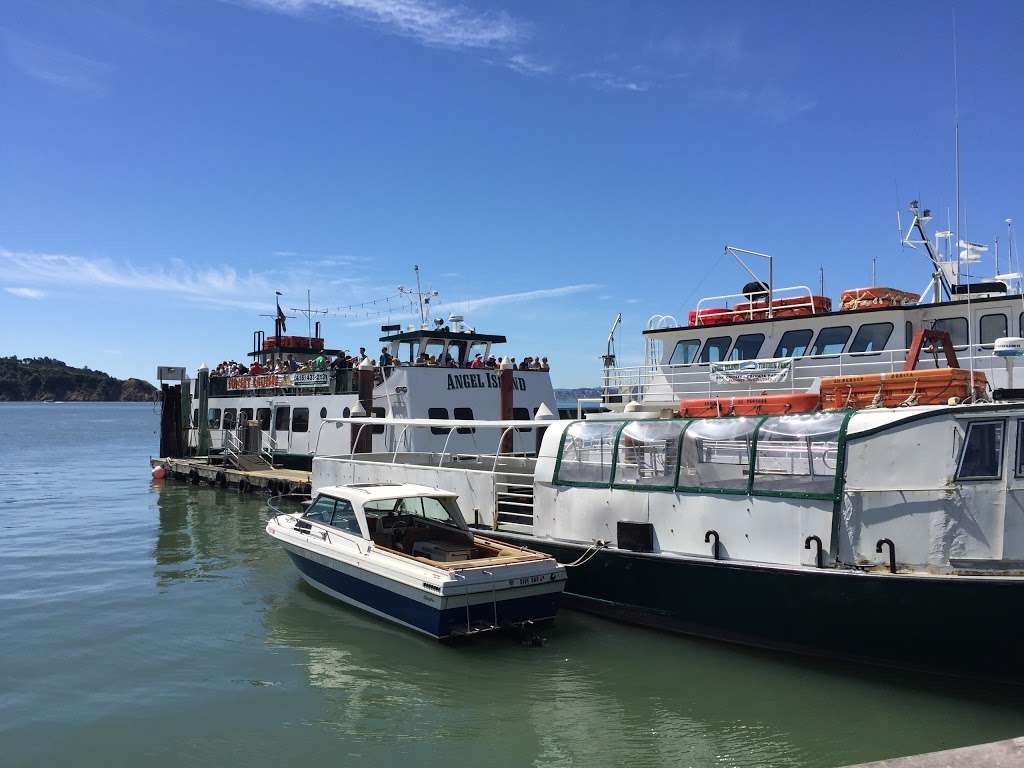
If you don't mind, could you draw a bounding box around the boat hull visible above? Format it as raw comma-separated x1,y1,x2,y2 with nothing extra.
285,549,561,640
488,533,1024,681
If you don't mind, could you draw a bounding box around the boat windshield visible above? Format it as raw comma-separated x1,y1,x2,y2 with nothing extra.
363,496,465,531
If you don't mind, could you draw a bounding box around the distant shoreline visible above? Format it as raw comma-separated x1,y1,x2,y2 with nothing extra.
0,357,159,402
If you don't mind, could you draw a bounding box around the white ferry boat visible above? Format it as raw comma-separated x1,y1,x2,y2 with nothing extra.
172,316,558,470
301,204,1024,679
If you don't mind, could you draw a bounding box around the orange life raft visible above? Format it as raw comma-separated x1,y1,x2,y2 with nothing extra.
688,308,736,326
839,287,919,312
820,368,987,410
733,295,832,321
679,393,821,418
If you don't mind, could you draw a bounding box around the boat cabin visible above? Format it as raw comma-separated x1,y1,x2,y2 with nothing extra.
299,484,550,567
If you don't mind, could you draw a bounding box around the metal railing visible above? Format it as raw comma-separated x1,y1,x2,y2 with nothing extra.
262,433,279,466
602,345,1004,403
694,285,818,324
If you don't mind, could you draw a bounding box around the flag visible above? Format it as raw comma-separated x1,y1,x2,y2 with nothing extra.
276,295,287,332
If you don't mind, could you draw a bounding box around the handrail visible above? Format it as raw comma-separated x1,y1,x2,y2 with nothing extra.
695,285,816,324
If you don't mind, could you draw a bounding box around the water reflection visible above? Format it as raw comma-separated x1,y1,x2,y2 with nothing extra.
154,481,1024,767
153,483,277,585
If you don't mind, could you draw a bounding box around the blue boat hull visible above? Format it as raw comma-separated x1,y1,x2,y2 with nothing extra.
287,551,560,639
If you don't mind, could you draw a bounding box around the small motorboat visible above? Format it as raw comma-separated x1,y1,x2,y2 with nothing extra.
266,483,566,639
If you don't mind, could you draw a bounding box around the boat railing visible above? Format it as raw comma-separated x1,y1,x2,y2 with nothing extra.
695,285,817,324
602,345,1003,403
262,433,279,465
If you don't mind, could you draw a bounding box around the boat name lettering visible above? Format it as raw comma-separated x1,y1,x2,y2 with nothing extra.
227,372,329,390
446,373,527,391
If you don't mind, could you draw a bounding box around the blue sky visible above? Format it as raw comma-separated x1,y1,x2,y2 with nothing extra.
2,0,1023,387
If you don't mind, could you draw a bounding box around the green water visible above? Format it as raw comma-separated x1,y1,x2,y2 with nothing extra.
2,402,1022,767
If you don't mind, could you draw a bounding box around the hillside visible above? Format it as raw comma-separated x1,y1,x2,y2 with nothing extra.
0,357,158,402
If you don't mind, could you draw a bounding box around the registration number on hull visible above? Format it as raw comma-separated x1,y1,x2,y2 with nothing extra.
513,574,555,586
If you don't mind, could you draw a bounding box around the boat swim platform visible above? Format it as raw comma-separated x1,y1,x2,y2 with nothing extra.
151,456,311,495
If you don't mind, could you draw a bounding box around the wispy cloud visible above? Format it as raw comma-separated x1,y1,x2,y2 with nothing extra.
697,83,815,123
574,70,650,93
239,0,525,50
0,248,285,312
5,287,47,300
656,27,746,67
505,53,552,76
1,29,112,91
348,283,600,326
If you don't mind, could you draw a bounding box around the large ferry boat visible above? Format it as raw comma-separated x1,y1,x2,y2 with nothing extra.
169,313,558,470
303,203,1024,680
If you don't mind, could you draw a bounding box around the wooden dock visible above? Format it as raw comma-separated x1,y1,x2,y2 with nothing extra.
151,457,311,495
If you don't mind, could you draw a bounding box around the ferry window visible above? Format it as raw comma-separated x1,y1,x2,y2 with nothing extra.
239,408,253,424
980,314,1008,347
809,326,851,357
905,322,914,349
292,408,309,433
614,420,686,489
932,317,967,349
342,407,351,419
679,418,758,493
319,407,327,419
669,339,700,365
453,407,475,434
399,342,416,364
274,406,291,431
773,329,813,359
752,412,846,498
556,421,622,486
513,407,532,433
729,334,764,361
957,420,1005,481
848,322,893,354
303,495,336,523
466,342,489,367
329,498,362,535
207,408,222,429
192,408,199,427
256,408,271,430
1016,420,1024,478
699,336,732,364
222,408,237,431
428,407,450,435
371,407,386,435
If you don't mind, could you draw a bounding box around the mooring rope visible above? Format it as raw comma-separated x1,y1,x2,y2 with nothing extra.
563,540,609,568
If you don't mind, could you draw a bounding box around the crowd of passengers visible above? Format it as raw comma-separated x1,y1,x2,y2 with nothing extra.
211,348,551,376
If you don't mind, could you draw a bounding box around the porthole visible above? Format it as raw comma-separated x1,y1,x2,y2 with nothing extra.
320,407,328,418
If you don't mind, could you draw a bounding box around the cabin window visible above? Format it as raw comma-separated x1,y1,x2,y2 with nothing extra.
423,340,447,364
239,408,254,424
466,342,489,367
809,326,851,357
256,408,271,430
679,418,758,493
303,495,336,523
222,408,237,431
329,498,362,535
292,408,309,433
207,408,222,429
699,336,732,364
980,314,1008,347
905,322,914,349
752,412,846,498
932,317,967,349
319,407,327,419
773,329,813,359
613,420,686,489
371,407,386,435
729,334,765,361
669,339,701,365
957,420,1005,481
1016,420,1024,478
555,421,622,486
513,407,532,433
848,322,893,354
192,408,199,427
274,406,291,432
453,407,475,434
428,407,450,435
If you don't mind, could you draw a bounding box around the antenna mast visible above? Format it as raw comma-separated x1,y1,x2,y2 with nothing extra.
953,9,962,287
398,265,439,329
